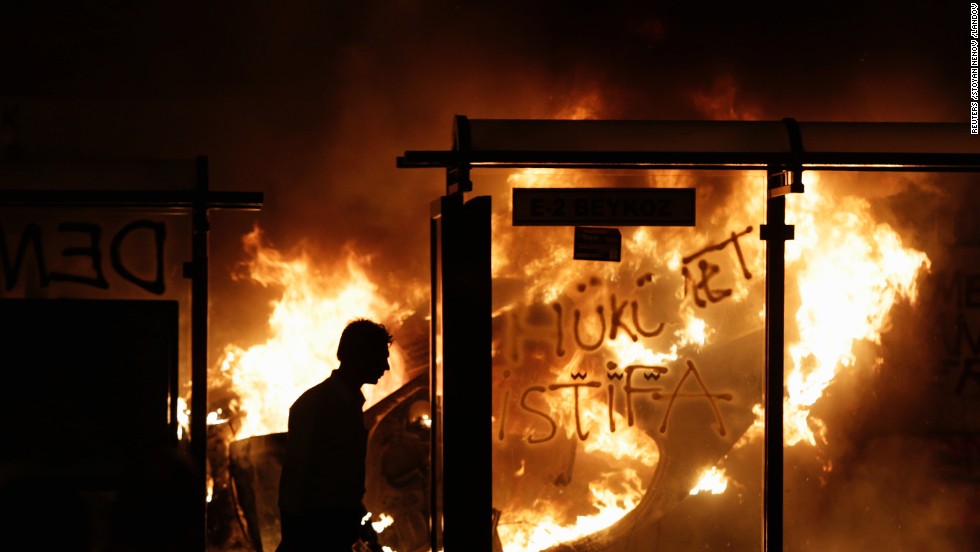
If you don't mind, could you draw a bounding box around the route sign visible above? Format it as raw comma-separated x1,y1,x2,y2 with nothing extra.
512,188,696,226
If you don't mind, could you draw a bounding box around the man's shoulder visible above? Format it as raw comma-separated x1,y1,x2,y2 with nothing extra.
290,375,347,410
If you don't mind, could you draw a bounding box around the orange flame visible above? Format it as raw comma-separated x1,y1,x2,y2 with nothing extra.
212,165,931,550
491,169,767,550
690,466,729,495
218,228,414,440
497,469,647,552
783,174,930,447
491,167,931,549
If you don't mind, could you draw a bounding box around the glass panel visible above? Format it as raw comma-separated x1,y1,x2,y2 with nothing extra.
483,169,767,551
0,207,193,437
782,171,980,551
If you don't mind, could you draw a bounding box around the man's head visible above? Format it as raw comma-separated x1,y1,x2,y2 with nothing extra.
336,319,393,385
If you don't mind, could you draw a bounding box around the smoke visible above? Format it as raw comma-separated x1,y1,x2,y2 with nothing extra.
780,305,972,552
1,2,964,288
784,435,970,551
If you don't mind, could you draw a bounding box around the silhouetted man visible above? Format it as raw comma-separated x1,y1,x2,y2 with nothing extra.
277,319,392,551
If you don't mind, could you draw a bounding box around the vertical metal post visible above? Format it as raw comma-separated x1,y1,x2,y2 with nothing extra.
433,193,492,552
761,166,795,552
191,155,211,550
429,199,444,552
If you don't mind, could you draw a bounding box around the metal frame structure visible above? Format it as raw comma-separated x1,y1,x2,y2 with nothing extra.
399,116,980,551
429,194,492,551
0,156,263,550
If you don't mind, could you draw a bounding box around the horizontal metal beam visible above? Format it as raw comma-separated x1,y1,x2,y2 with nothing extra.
397,150,980,171
0,190,264,210
398,118,980,172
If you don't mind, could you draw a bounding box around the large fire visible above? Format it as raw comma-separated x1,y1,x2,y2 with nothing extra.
489,168,766,551
212,169,932,551
486,168,930,551
216,227,416,440
783,173,930,447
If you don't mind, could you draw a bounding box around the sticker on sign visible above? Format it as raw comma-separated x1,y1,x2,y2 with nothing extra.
574,226,622,262
513,188,695,226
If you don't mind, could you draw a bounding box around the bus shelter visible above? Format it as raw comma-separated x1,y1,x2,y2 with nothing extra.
399,117,980,551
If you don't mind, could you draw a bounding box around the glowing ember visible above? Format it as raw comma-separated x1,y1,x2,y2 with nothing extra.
206,408,229,426
732,403,766,450
689,466,729,495
176,398,227,441
784,175,930,446
370,512,395,534
218,227,414,440
176,396,189,441
678,308,711,348
359,512,397,552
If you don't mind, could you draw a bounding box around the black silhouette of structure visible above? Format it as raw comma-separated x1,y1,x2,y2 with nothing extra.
0,156,262,550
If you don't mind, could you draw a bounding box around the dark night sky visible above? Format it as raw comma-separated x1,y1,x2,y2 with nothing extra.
0,0,970,334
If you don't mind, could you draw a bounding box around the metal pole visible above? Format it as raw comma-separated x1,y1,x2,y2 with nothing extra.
429,200,443,552
191,155,211,550
437,193,492,551
762,166,794,552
